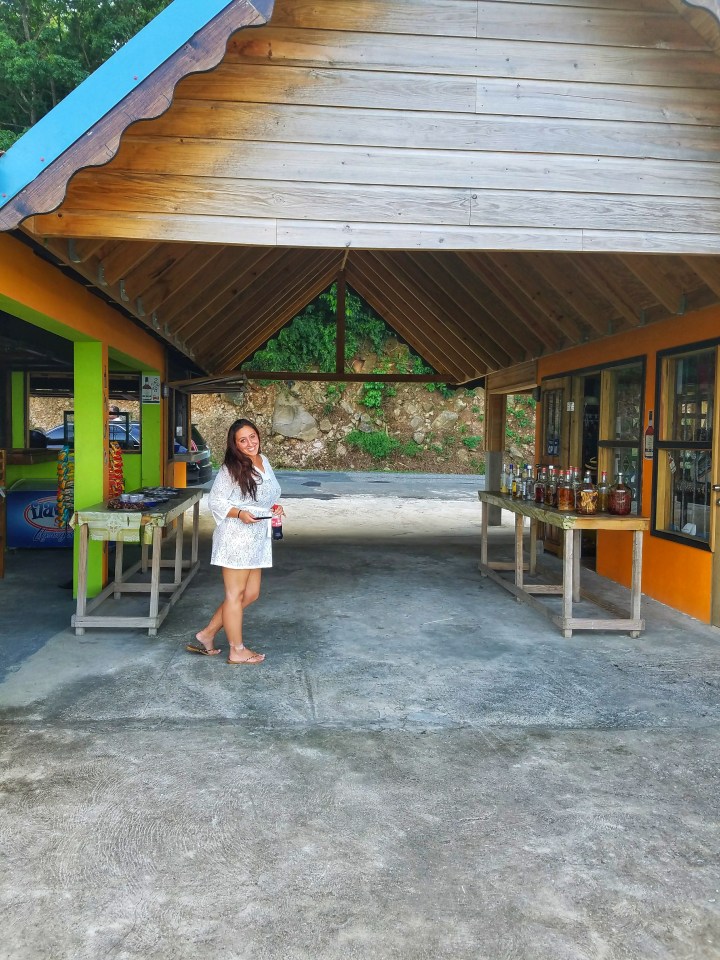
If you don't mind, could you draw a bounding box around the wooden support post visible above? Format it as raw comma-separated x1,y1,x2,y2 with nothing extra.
562,528,574,637
336,272,346,374
484,393,507,527
174,514,184,586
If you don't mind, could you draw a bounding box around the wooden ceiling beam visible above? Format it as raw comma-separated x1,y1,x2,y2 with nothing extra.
409,252,515,368
522,252,611,335
196,249,334,359
425,251,542,360
456,252,562,352
217,254,343,371
681,255,720,300
364,251,491,374
347,255,463,379
570,256,641,329
381,252,500,372
98,240,161,287
164,247,283,334
486,253,585,343
129,244,233,317
618,254,687,314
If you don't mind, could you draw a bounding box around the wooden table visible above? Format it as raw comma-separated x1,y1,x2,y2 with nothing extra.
478,492,650,638
72,487,204,636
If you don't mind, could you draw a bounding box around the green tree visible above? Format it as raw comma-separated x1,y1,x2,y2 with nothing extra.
0,0,171,150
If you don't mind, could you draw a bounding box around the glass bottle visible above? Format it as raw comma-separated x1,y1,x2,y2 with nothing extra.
570,467,581,511
597,470,610,512
534,465,546,504
557,470,575,512
608,472,632,516
544,465,557,507
524,464,534,501
577,471,598,515
271,504,284,540
500,462,509,494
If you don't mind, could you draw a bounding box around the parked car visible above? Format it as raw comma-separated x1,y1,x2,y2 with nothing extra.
41,420,212,483
44,422,141,450
186,424,213,485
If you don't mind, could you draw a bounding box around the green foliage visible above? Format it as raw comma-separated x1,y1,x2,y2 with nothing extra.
244,284,436,389
0,0,171,144
462,435,482,451
360,381,385,409
346,429,399,460
345,429,421,461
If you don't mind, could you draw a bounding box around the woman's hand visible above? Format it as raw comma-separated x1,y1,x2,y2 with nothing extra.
237,510,260,524
272,504,286,518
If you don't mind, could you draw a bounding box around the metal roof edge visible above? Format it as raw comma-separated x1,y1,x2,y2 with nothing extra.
0,0,236,210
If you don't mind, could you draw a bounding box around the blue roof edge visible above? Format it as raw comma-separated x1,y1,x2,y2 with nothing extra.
0,0,234,209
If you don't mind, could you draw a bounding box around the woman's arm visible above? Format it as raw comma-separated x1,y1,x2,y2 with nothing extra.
208,466,260,524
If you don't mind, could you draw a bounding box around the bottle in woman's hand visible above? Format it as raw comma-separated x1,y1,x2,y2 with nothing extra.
271,504,283,540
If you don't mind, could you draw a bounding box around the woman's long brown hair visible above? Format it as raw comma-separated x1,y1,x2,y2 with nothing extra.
224,418,262,499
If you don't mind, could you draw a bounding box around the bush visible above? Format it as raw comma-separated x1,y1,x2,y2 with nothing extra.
346,429,399,459
462,435,482,451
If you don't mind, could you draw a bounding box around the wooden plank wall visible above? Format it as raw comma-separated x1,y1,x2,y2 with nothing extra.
30,0,720,252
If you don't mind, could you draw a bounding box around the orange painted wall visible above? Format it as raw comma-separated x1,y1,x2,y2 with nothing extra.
538,305,720,623
0,234,164,371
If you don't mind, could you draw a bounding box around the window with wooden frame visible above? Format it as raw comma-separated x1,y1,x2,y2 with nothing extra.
654,344,717,549
597,360,644,514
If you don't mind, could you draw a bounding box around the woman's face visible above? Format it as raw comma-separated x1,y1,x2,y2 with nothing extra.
234,425,260,457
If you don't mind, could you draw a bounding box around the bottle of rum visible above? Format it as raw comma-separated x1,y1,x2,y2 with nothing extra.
644,410,654,460
557,470,575,512
597,470,610,512
577,471,598,515
534,466,546,504
544,465,557,507
500,462,509,494
609,472,632,516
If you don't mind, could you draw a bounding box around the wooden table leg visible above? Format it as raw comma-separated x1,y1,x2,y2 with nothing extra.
141,540,148,574
113,537,124,599
75,522,89,636
480,499,488,573
174,514,184,586
148,525,162,636
630,529,643,636
529,518,538,576
562,527,574,637
572,529,582,603
191,501,200,566
515,513,524,590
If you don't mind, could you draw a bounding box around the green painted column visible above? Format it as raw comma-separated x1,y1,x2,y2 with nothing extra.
73,342,108,597
10,371,27,447
140,371,162,487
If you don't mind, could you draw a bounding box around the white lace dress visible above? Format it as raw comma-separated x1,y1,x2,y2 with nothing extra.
208,457,281,569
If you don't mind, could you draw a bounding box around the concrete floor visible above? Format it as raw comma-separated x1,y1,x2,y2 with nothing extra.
1,471,720,960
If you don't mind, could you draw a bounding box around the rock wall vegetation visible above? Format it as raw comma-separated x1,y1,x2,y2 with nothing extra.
29,287,537,474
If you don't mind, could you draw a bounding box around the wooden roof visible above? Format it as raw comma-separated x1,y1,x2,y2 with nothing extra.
3,0,720,385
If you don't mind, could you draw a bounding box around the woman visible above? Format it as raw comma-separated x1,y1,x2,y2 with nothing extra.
187,418,283,665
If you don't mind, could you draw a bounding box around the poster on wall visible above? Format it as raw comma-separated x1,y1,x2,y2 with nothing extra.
141,373,161,404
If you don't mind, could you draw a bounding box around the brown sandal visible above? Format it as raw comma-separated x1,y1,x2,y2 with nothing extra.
186,643,221,657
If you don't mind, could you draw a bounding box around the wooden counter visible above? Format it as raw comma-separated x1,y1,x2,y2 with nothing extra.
72,487,204,636
478,492,650,638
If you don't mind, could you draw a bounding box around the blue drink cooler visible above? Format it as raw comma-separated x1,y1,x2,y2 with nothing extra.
6,480,74,548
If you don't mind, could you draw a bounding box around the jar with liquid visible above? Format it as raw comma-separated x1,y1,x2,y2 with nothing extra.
556,471,575,512
577,472,598,515
608,472,632,516
596,471,610,512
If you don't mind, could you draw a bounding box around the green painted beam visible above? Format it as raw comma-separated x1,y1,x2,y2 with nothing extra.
10,372,26,447
73,342,108,597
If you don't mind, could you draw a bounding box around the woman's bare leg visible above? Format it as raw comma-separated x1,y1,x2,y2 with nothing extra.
222,567,265,664
196,569,262,650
